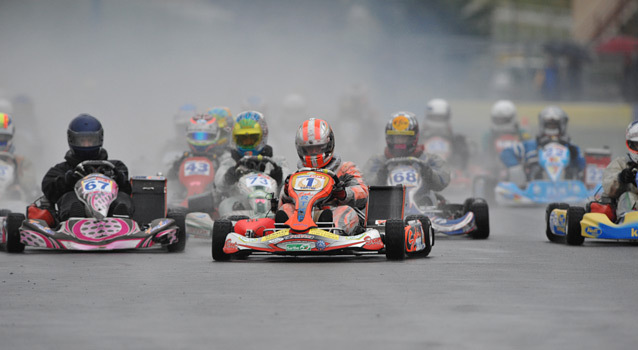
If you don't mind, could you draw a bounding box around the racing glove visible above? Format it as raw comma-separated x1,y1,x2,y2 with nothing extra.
417,160,433,183
618,168,637,185
282,174,291,196
64,169,82,186
224,166,238,185
332,185,347,201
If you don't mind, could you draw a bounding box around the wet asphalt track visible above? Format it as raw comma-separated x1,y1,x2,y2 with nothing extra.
2,202,638,350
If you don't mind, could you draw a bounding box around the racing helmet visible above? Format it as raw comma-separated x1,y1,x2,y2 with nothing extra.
206,106,233,144
295,118,334,168
385,111,419,157
67,114,104,159
232,111,268,156
0,113,15,153
538,106,568,137
174,103,197,135
187,113,228,155
491,100,517,129
426,98,451,123
626,121,638,161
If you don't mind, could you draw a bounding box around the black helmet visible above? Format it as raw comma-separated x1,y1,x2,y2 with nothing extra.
385,111,419,157
68,114,103,159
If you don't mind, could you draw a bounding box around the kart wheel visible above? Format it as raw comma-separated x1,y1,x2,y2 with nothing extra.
565,206,585,246
6,213,25,253
166,208,187,252
545,203,569,243
212,219,232,261
472,176,496,205
385,219,405,260
468,199,490,239
405,215,433,257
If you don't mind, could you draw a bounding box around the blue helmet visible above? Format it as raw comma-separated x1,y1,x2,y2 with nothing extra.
67,114,104,159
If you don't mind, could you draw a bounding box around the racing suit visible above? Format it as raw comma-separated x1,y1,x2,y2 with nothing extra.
602,155,638,218
363,145,451,191
500,136,586,187
41,148,133,221
278,156,368,235
0,152,37,200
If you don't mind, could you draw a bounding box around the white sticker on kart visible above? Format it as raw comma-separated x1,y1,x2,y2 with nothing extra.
585,164,604,185
244,174,273,187
389,166,421,187
82,178,114,193
184,160,211,176
293,174,326,191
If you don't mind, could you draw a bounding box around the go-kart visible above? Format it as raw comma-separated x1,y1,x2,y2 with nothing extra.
211,168,433,261
0,152,34,212
383,157,489,239
185,155,279,238
472,132,524,204
1,160,186,252
495,142,609,206
422,134,473,190
545,172,638,245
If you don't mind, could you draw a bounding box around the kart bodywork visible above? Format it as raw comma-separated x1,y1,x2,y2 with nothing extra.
212,169,434,261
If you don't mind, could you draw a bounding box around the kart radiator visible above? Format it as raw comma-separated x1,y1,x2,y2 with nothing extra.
367,185,406,225
131,176,167,225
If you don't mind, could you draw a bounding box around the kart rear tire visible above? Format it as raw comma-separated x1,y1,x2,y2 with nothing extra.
227,215,249,221
385,219,406,260
166,208,187,252
472,175,496,205
6,213,25,253
545,202,569,243
566,206,585,246
468,199,490,239
405,215,433,257
212,219,233,261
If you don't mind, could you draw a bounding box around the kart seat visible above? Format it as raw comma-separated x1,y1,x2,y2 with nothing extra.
367,185,405,226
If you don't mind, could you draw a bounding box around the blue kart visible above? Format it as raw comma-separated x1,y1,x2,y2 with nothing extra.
495,142,607,206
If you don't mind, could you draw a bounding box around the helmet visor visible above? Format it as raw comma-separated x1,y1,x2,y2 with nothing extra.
235,133,261,148
298,142,330,157
189,131,214,142
492,115,512,125
68,131,102,148
628,140,638,153
543,120,561,135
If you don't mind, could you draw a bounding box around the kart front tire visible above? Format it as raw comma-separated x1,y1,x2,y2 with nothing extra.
212,219,233,261
166,208,187,252
405,215,433,257
469,199,490,239
545,202,569,243
385,219,406,260
566,206,585,246
6,213,25,253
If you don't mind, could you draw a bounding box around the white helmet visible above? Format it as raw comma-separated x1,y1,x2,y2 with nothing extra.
626,121,638,162
538,106,568,138
491,100,517,131
426,98,451,123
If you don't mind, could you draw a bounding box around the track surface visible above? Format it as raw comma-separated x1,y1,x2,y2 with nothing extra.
2,204,638,350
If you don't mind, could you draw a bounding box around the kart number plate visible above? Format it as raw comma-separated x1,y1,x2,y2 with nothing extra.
585,164,604,185
293,174,326,191
244,174,272,187
424,137,451,158
82,179,113,193
389,166,420,187
184,161,211,176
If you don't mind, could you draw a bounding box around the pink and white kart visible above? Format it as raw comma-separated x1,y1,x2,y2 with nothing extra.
211,168,433,261
2,160,185,253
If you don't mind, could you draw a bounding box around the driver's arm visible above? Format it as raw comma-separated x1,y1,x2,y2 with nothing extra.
112,161,132,195
41,163,72,204
422,153,451,192
337,162,368,209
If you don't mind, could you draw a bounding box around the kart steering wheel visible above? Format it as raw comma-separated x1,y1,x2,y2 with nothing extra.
236,155,277,176
75,160,116,179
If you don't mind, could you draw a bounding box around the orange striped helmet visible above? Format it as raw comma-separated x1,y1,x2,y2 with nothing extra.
295,118,334,168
